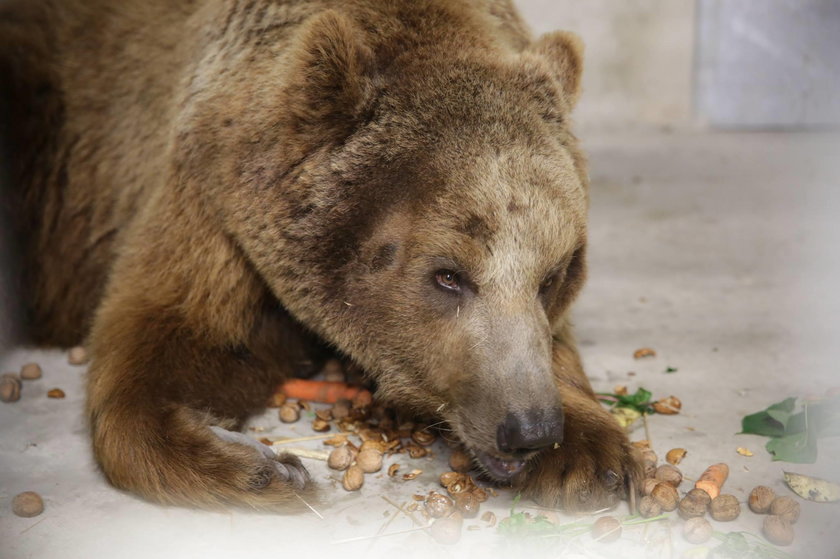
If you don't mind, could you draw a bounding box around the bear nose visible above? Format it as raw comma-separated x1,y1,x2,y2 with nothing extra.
496,407,564,454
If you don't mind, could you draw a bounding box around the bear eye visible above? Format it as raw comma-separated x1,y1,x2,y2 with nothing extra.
434,269,462,292
539,275,555,294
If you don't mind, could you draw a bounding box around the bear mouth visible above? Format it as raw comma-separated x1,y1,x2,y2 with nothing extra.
474,451,527,480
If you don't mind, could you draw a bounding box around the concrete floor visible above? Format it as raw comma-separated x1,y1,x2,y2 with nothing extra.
2,130,839,558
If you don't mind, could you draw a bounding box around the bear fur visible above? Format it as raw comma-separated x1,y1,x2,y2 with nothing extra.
1,0,641,511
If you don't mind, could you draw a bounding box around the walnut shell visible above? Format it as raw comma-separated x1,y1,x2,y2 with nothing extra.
0,374,21,403
763,515,795,546
12,491,44,517
654,464,683,487
311,417,331,432
683,517,713,544
709,494,741,521
453,491,480,518
356,449,383,473
278,404,300,423
68,346,88,365
651,483,679,512
665,448,687,465
652,395,682,415
748,486,776,514
327,445,355,471
20,363,42,380
642,478,660,496
769,496,800,523
425,491,454,518
679,492,708,519
342,464,364,491
638,495,662,518
591,516,621,543
411,429,436,446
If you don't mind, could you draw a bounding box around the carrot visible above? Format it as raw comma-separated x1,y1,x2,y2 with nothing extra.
278,379,372,405
695,463,729,499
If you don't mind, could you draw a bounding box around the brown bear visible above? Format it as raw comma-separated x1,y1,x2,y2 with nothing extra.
1,0,641,511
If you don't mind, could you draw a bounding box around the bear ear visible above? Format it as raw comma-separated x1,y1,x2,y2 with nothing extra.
285,11,375,139
526,31,584,111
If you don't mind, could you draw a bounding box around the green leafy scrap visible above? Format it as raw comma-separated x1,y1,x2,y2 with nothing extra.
665,366,678,373
597,387,655,415
740,395,840,463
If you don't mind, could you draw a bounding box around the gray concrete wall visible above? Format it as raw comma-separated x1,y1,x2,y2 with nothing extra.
696,0,840,129
515,0,697,132
516,0,840,131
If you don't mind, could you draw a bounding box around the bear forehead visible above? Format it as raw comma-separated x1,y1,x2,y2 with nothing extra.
407,149,585,288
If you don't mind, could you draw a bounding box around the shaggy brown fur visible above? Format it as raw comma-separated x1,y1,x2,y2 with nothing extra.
1,0,641,510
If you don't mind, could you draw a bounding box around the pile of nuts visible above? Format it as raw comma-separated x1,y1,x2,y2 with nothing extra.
270,391,447,491
635,443,800,547
749,486,800,546
636,444,744,545
421,471,496,543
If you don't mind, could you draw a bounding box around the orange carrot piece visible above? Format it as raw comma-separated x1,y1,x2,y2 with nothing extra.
695,463,729,499
278,379,371,404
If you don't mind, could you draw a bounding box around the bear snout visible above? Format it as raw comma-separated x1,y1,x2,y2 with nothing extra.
496,406,564,454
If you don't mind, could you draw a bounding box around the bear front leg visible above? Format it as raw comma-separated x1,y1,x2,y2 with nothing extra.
86,293,312,509
517,327,643,511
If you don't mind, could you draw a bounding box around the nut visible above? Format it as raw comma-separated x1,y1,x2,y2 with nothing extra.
763,515,795,546
651,483,679,512
342,464,364,491
1,374,22,403
315,408,332,421
748,486,776,514
682,517,713,544
12,491,44,517
769,496,800,523
430,514,463,545
356,449,383,473
425,491,454,518
679,491,708,519
387,463,400,477
709,494,740,521
449,449,472,472
47,388,65,399
641,449,658,467
685,488,712,507
402,469,422,480
633,347,656,359
411,429,436,446
591,516,621,543
440,471,463,488
654,464,683,487
20,363,42,380
652,395,682,415
406,444,427,458
267,392,286,407
642,478,660,496
481,511,497,527
665,448,687,465
68,346,88,365
311,418,331,432
327,445,355,471
638,495,662,518
454,491,480,518
278,403,300,423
